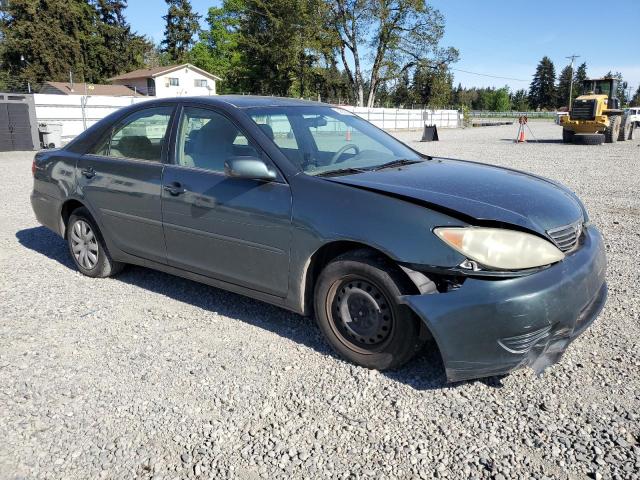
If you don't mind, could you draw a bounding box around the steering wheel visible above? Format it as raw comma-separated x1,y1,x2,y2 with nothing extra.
329,144,360,164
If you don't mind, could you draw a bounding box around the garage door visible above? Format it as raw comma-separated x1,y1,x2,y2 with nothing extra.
0,94,38,151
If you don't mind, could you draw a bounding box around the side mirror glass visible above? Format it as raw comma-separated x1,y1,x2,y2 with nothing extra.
224,156,277,181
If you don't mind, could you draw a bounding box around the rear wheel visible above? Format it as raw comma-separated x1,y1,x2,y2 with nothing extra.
619,116,631,141
67,208,124,278
314,250,424,370
562,128,575,143
604,116,620,143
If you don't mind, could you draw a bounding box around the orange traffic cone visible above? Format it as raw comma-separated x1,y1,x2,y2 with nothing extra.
345,128,352,141
516,128,526,143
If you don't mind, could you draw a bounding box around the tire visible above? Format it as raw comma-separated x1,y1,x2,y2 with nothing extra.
562,128,575,143
67,207,124,278
314,250,424,370
629,124,635,141
574,133,605,145
619,116,631,142
604,116,620,143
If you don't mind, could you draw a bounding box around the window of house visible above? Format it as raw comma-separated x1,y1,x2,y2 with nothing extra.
168,78,179,87
92,106,174,162
194,79,208,88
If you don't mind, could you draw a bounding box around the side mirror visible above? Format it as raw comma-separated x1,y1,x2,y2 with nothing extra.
224,156,277,181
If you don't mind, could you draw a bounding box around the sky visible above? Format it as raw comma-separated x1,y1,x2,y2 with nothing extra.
126,0,640,94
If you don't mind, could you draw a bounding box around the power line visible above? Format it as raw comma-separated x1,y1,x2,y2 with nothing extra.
448,67,529,82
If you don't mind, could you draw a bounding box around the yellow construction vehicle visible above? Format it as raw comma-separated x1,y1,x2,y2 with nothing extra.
560,78,634,144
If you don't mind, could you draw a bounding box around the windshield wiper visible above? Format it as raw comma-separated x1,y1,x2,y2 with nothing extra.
371,158,422,171
315,167,368,177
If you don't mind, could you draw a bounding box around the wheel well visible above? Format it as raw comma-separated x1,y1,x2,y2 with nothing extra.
303,241,419,316
60,199,86,237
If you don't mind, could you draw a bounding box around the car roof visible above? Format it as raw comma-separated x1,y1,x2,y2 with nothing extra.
140,95,332,109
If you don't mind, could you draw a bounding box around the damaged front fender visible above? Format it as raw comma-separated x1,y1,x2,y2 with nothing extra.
401,225,607,383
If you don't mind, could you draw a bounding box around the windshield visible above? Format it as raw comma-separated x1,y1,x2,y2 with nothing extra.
246,106,422,175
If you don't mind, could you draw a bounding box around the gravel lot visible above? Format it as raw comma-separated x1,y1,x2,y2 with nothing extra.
1,122,638,480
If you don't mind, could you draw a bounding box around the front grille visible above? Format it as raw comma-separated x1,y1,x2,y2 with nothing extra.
570,99,596,120
547,220,583,253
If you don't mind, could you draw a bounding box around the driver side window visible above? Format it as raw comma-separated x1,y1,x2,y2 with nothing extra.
302,113,394,159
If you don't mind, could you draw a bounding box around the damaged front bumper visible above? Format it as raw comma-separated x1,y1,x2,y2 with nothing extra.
402,224,607,383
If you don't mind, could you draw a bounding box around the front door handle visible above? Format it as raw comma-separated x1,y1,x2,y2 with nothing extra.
81,167,95,179
163,182,186,196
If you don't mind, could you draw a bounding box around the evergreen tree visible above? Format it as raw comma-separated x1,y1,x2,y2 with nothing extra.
390,71,412,107
605,71,628,107
529,56,556,110
161,0,201,63
0,0,150,90
573,62,588,95
91,0,151,81
412,64,453,108
556,65,574,109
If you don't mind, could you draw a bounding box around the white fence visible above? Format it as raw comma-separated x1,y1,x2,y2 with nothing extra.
33,94,152,140
342,106,462,130
32,94,462,141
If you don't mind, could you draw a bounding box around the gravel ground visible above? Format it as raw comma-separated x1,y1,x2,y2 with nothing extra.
1,122,639,480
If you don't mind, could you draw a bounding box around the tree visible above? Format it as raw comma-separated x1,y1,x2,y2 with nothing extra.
631,85,640,106
412,64,453,108
491,87,510,111
605,71,628,107
557,65,573,109
574,62,588,95
390,70,412,107
0,0,150,90
188,0,243,88
529,56,556,110
511,89,529,111
329,0,458,107
161,0,201,63
90,0,152,80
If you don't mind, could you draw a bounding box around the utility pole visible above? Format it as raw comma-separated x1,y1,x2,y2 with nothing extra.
566,54,580,109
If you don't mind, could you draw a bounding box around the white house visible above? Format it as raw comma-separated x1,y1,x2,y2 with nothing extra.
109,64,221,97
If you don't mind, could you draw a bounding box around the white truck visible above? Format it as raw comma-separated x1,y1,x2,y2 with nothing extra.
626,107,640,128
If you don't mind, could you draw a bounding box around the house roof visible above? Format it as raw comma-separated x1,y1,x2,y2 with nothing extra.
41,81,143,96
109,63,222,82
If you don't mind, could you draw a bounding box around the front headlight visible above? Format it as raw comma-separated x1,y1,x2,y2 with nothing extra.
434,227,565,270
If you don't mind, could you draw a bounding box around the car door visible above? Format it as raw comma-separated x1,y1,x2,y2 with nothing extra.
76,105,175,264
161,105,292,297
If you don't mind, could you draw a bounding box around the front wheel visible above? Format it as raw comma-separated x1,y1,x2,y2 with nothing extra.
562,128,575,143
67,208,124,278
604,116,620,143
314,250,424,370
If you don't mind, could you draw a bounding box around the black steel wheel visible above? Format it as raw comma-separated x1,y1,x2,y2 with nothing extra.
314,250,425,370
329,277,394,351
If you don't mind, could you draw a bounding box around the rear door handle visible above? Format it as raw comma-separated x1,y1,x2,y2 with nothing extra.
163,182,186,196
81,167,95,179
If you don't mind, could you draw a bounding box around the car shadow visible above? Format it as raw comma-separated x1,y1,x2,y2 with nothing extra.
16,226,500,391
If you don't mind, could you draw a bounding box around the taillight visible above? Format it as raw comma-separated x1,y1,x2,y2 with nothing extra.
32,159,36,177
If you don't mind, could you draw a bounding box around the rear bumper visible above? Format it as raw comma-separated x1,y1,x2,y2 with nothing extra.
403,225,607,383
31,190,63,236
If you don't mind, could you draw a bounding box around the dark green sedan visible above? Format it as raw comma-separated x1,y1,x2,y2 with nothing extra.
31,96,607,382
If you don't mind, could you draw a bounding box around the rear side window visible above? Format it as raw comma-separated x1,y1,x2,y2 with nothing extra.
92,106,173,162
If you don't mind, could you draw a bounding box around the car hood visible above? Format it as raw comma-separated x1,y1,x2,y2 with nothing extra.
326,158,584,235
